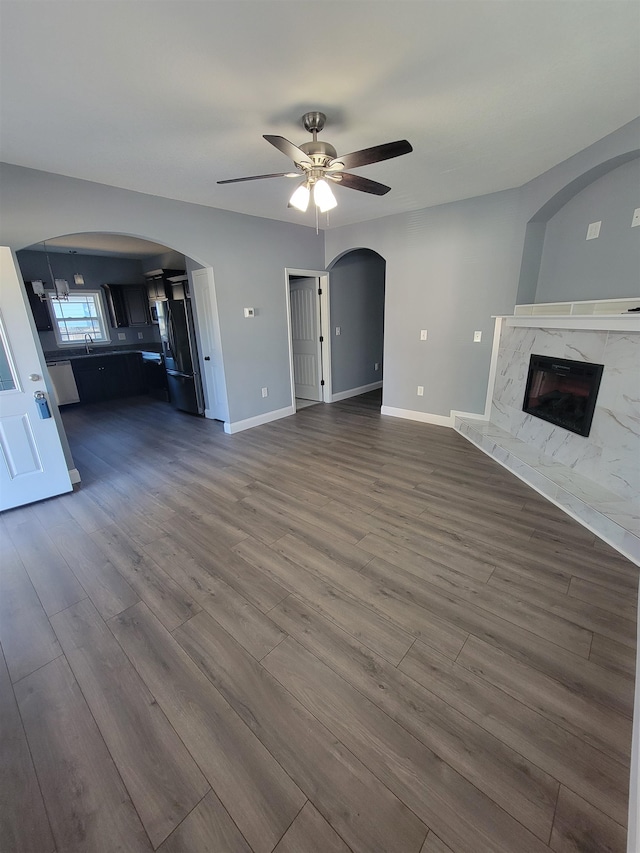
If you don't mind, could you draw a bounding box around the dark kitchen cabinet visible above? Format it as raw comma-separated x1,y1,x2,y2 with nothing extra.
25,282,53,331
145,269,185,304
123,287,150,325
102,284,128,328
142,356,169,400
72,353,145,403
102,285,150,327
146,278,168,302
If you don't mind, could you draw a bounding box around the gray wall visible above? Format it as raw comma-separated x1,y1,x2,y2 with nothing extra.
325,190,522,416
535,158,640,302
325,118,640,419
329,249,385,394
15,248,160,353
0,164,325,424
1,118,637,427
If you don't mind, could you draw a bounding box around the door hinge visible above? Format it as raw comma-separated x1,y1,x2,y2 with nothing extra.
319,335,324,342
320,380,325,386
318,288,322,295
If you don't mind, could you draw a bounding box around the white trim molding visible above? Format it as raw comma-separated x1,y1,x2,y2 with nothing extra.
381,406,453,428
224,405,295,435
497,314,640,332
331,381,382,403
450,409,489,423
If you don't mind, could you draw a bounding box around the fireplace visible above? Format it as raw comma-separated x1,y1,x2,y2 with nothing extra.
522,354,604,437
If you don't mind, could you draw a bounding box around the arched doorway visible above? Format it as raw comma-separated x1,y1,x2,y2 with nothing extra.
15,232,229,486
326,248,386,406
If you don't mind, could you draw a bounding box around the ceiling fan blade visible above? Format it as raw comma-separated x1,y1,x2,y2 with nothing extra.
263,135,312,167
332,173,391,196
217,172,298,184
330,140,413,170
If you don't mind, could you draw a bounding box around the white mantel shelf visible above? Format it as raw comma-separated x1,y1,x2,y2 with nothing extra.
493,314,640,332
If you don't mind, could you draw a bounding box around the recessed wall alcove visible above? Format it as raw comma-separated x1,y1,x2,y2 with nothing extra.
516,150,640,305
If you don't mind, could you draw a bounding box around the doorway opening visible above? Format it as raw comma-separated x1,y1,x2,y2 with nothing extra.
15,233,229,492
325,248,386,407
285,268,331,411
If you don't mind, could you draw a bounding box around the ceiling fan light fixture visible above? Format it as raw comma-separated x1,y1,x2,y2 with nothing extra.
313,179,337,213
289,182,310,212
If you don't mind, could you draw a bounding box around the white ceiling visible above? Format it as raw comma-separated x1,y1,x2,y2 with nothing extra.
1,1,639,231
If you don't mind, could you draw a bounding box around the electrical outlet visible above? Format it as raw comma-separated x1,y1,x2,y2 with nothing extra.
244,307,255,318
632,208,640,228
473,331,482,343
118,332,126,340
261,387,268,398
420,329,428,341
586,221,601,240
137,332,144,340
374,362,380,371
417,386,424,396
335,326,341,336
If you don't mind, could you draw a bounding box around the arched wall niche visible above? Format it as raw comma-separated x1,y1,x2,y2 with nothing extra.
516,150,640,304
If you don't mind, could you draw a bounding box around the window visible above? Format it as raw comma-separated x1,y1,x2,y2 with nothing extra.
51,291,110,345
0,314,17,391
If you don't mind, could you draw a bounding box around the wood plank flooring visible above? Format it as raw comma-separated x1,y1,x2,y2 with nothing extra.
1,391,637,853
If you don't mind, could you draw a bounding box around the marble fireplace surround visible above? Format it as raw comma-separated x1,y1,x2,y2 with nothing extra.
454,312,640,565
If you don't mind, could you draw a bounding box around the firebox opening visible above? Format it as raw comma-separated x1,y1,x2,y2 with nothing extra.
522,354,604,437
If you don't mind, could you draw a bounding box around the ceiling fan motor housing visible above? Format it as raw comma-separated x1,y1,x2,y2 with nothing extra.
300,140,338,165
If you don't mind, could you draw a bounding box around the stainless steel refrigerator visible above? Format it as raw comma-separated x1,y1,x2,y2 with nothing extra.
156,299,204,415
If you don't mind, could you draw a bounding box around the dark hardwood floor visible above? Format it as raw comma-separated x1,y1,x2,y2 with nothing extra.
1,391,637,853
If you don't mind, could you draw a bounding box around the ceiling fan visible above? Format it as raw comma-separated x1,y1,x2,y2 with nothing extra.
217,111,413,213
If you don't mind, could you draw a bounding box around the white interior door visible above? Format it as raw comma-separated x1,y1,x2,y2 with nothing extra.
0,247,72,510
290,277,322,402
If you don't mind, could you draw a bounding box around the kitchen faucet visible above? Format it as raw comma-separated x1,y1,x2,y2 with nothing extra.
84,333,94,354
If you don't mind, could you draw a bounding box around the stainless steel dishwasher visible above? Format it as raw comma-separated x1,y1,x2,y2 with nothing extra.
47,360,80,405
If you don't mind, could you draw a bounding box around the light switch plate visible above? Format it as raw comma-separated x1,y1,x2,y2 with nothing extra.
473,331,482,342
420,329,428,340
632,208,640,228
335,326,341,336
586,221,601,240
118,332,126,340
417,386,424,396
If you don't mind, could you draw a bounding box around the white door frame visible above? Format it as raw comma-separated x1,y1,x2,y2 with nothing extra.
188,265,229,423
285,268,331,409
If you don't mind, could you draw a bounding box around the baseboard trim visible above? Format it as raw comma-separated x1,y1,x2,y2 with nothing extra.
330,381,383,403
450,410,488,422
380,405,453,428
69,467,81,485
224,405,295,435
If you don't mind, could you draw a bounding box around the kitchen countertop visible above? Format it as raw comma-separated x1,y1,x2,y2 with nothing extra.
45,347,162,364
